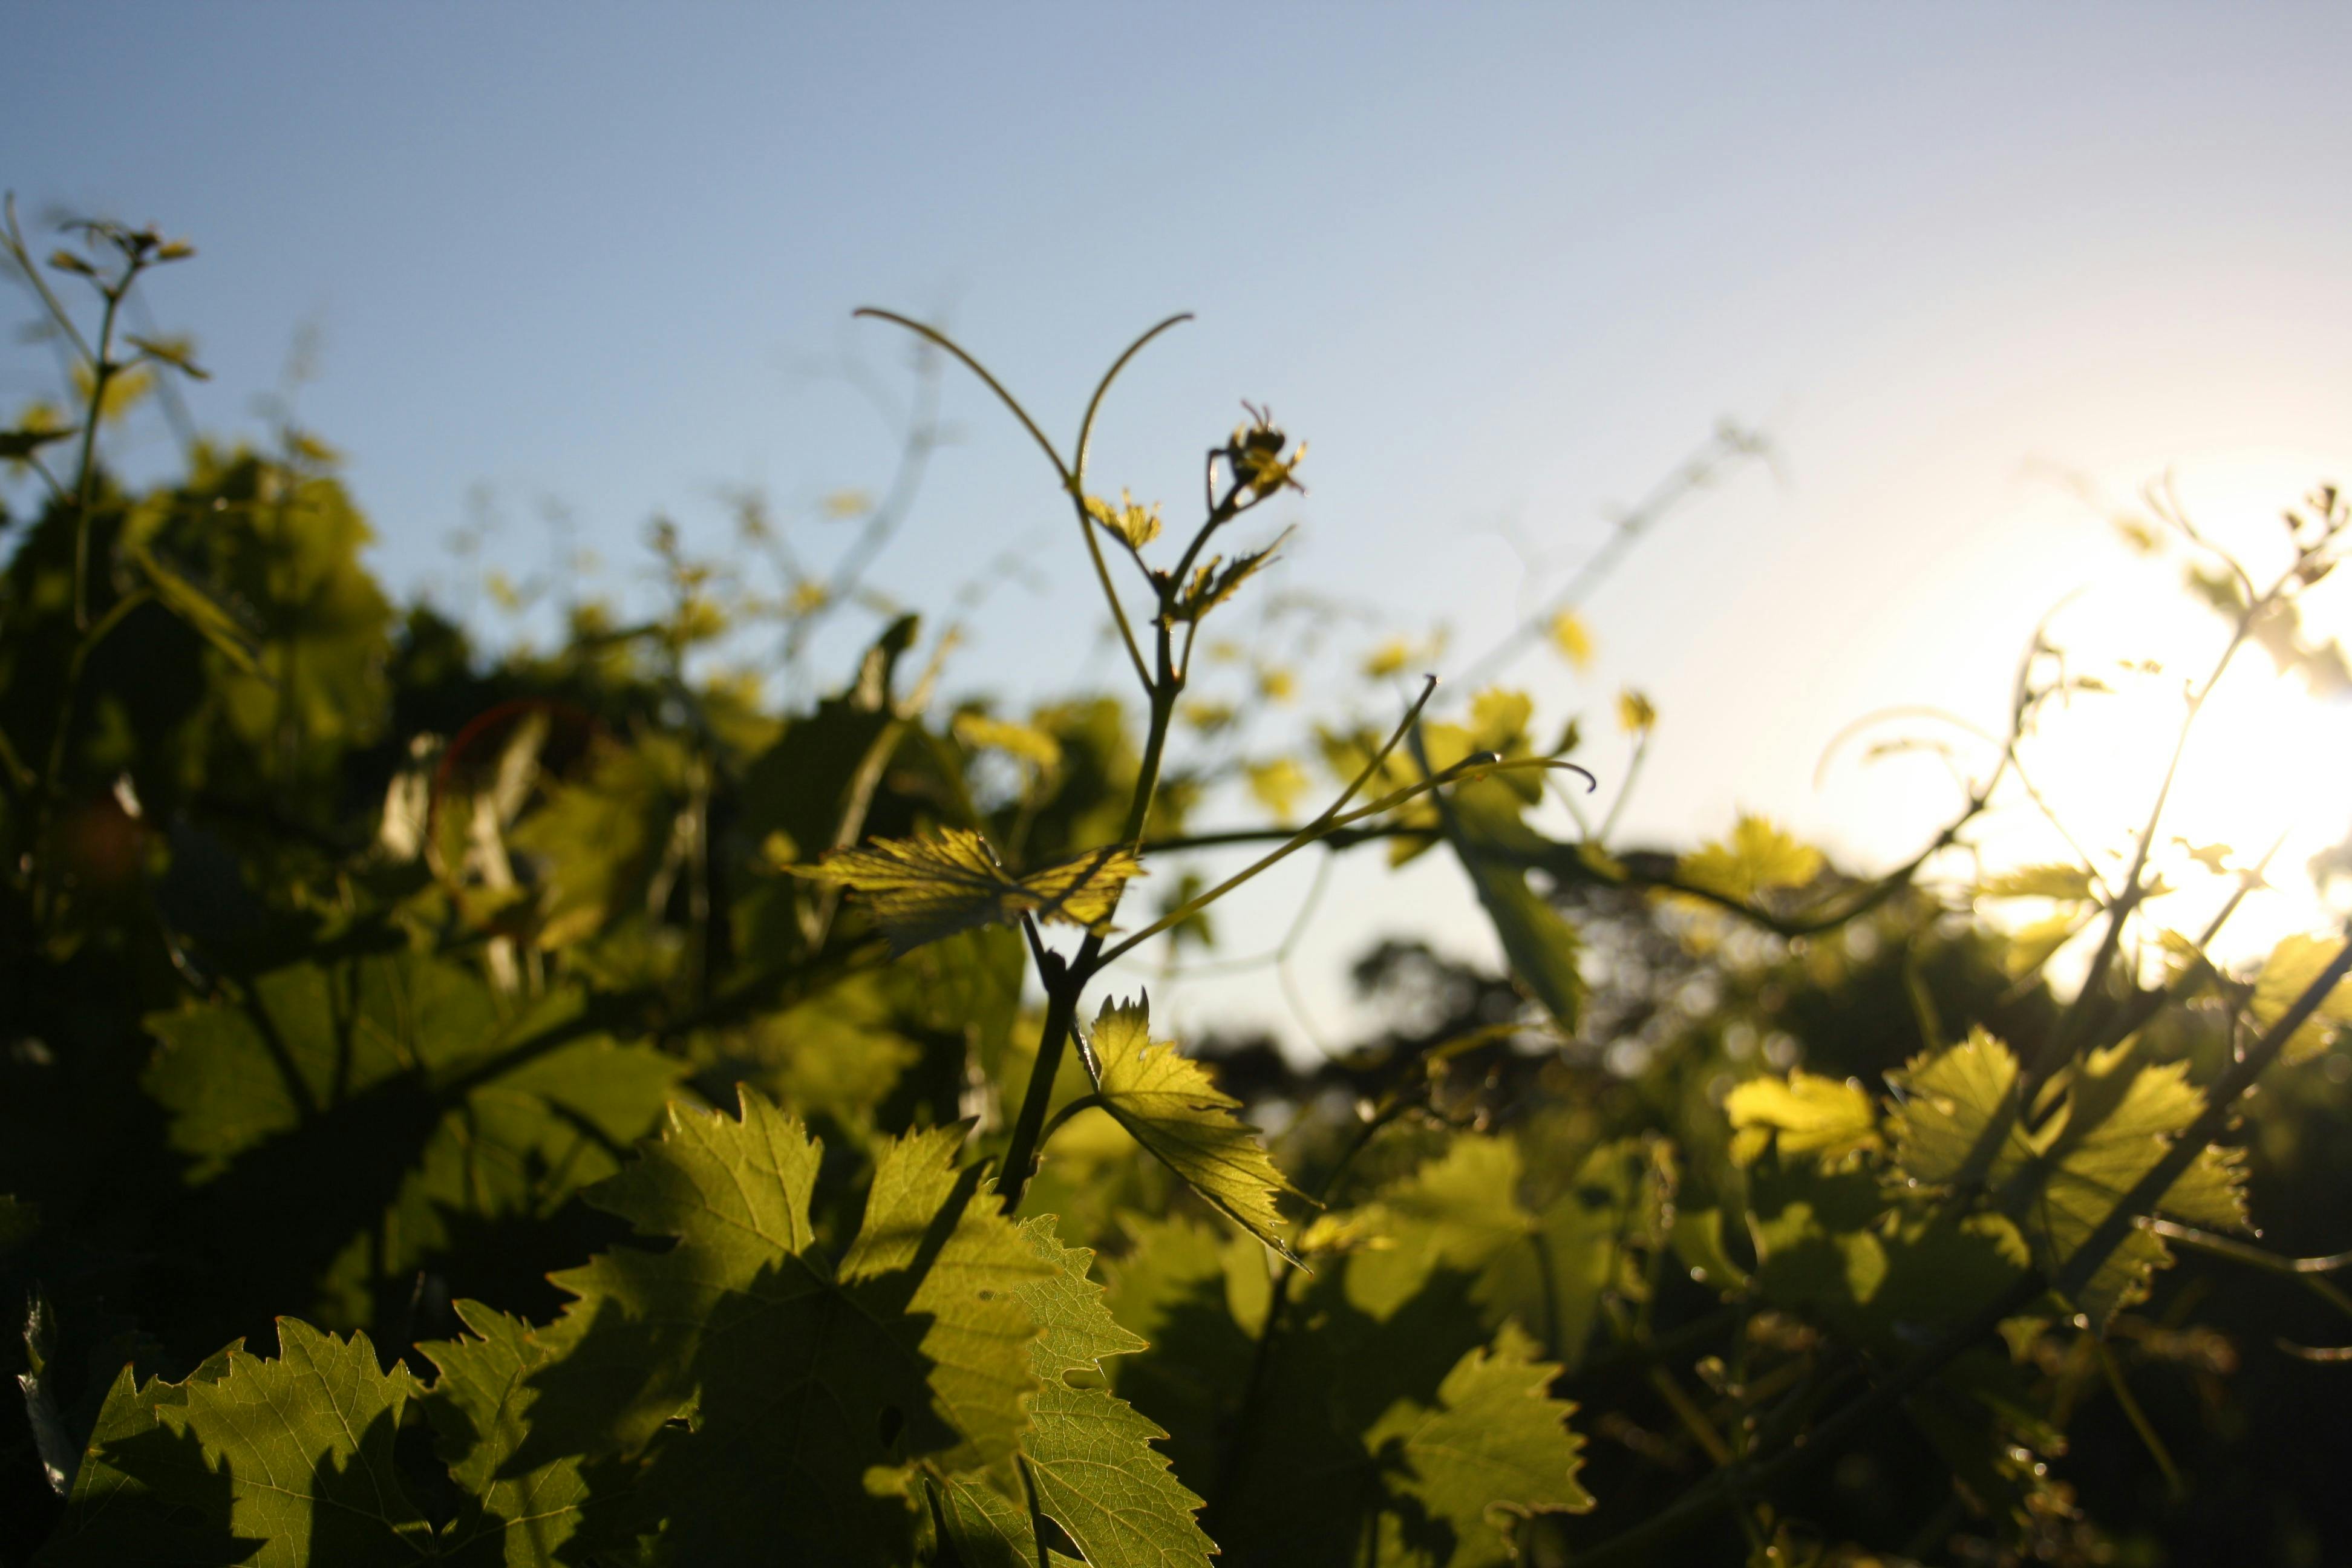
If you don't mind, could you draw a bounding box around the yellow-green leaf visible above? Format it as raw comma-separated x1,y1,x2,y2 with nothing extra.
1888,1030,2249,1325
1358,1322,1593,1565
48,1322,430,1566
1725,1070,1882,1168
2251,932,2352,1065
128,544,265,678
797,829,1142,953
955,711,1063,771
521,1097,1053,1564
1677,814,1822,903
1084,489,1163,550
1086,995,1305,1261
1547,609,1596,670
1244,756,1310,823
1979,863,2098,903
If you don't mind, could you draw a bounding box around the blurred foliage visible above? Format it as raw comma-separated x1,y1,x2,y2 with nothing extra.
2,207,2350,1568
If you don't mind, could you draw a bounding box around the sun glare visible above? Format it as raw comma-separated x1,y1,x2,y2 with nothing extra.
1977,453,2352,975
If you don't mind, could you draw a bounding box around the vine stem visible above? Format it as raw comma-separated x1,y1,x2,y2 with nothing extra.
2024,566,2279,1093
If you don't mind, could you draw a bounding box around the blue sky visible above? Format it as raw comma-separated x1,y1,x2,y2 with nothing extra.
9,4,2350,1037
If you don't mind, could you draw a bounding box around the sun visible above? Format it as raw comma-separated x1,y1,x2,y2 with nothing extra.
1979,451,2352,976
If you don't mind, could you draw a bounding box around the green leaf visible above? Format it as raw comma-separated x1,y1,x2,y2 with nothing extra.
1085,490,1163,550
797,828,1143,953
1887,1030,2249,1325
1886,1027,2036,1191
1434,781,1584,1033
515,1094,1053,1564
506,731,693,949
125,332,211,381
938,1218,1215,1568
1085,995,1305,1262
1526,1140,1674,1369
1099,1216,1263,1489
1341,1134,1534,1325
1725,1070,1882,1168
1339,1133,1673,1371
1676,814,1822,903
1215,1269,1586,1567
1243,756,1310,823
1171,530,1289,623
419,1301,591,1566
1547,609,1595,670
1978,863,2098,902
1360,1322,1592,1567
2251,932,2352,1065
956,710,1065,770
136,461,397,792
43,1322,429,1566
927,1469,1075,1567
141,944,684,1330
0,423,76,461
128,543,265,678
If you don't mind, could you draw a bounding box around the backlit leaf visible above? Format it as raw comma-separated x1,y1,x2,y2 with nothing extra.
1359,1323,1592,1566
1172,530,1289,623
797,828,1142,953
956,710,1065,770
1979,863,2097,903
419,1301,590,1566
45,1322,429,1566
1434,780,1583,1033
128,543,264,678
1887,1030,2249,1325
1725,1070,1881,1168
1615,688,1655,733
2251,932,2352,1065
1677,814,1821,903
1244,756,1310,823
1547,609,1595,670
1086,995,1304,1261
518,1096,1052,1564
141,946,684,1330
938,1218,1214,1568
1085,490,1163,550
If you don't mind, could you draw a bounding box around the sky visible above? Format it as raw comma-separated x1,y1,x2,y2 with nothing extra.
7,3,2350,1044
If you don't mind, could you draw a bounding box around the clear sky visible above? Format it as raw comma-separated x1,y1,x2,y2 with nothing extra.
8,4,2350,1043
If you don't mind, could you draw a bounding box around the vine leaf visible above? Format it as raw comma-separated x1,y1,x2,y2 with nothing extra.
42,1322,429,1567
2252,932,2352,1064
1725,1070,1883,1167
1436,783,1584,1033
140,946,682,1328
1978,863,2099,902
419,1301,592,1566
128,542,266,678
1084,491,1163,550
0,422,76,460
1203,1181,1593,1567
1887,1028,2248,1324
1085,995,1306,1263
937,1218,1216,1568
1676,814,1822,903
795,828,1142,953
1329,1133,1669,1374
1171,531,1290,623
1361,1323,1592,1567
514,1093,1052,1564
955,711,1065,771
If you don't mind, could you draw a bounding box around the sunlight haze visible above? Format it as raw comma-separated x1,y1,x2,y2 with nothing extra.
8,2,2350,1042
